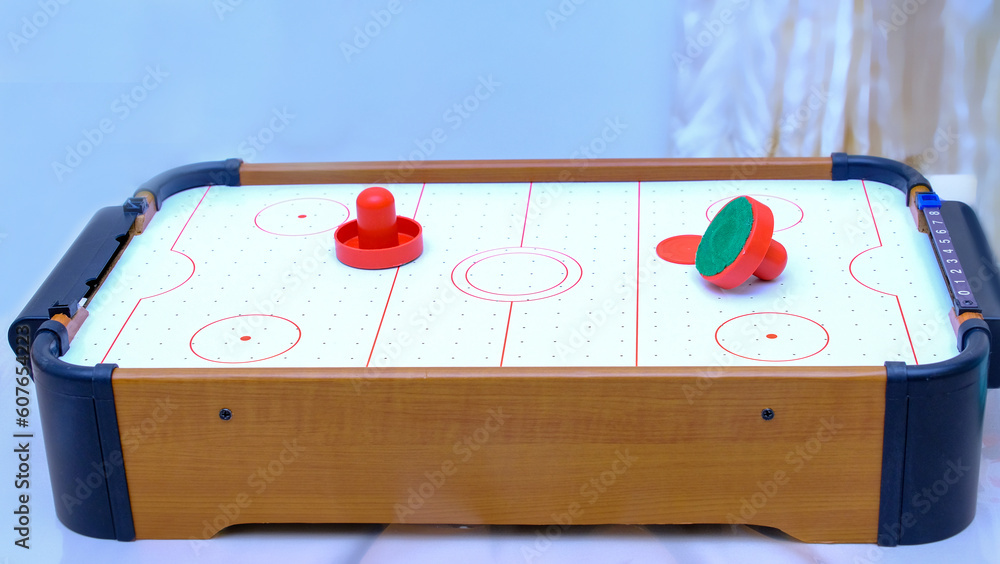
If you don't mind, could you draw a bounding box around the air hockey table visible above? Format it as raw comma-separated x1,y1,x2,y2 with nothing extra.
9,154,1000,546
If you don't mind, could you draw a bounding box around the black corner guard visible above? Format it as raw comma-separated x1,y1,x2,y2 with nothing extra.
8,159,244,357
878,320,990,545
942,201,1000,389
30,321,134,540
135,158,242,209
8,205,140,356
831,153,930,204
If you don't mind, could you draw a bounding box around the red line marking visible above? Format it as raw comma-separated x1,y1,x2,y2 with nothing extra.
102,187,210,363
364,183,427,367
848,180,917,364
366,266,401,368
101,301,142,363
412,183,427,219
519,182,533,247
635,181,641,367
499,302,514,367
501,182,534,365
862,181,883,247
172,187,210,250
895,295,917,363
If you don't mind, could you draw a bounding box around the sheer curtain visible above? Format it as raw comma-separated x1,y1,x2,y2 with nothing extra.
670,0,1000,247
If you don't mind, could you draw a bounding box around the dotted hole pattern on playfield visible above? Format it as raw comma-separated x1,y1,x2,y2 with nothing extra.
63,180,957,369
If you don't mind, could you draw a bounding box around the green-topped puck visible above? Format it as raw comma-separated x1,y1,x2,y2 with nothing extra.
695,196,754,277
694,195,787,289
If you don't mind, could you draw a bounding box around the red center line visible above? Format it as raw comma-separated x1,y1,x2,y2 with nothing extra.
635,181,642,367
412,183,427,219
102,186,211,363
852,180,918,364
366,266,401,368
519,182,534,248
365,183,427,368
500,183,535,366
499,302,514,367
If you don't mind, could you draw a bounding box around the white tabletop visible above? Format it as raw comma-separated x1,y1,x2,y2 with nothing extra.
64,178,958,372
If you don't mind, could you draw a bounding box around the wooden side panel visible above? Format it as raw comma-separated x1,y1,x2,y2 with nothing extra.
238,158,833,186
112,366,885,542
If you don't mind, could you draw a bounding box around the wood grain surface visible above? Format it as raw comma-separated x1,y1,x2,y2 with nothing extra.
113,365,885,542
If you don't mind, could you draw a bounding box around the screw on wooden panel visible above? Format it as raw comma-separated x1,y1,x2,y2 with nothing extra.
219,408,233,421
761,408,775,421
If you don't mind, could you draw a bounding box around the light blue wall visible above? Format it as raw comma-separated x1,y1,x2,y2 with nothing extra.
0,1,678,325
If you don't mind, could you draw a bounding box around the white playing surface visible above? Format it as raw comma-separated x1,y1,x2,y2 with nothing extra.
62,178,959,369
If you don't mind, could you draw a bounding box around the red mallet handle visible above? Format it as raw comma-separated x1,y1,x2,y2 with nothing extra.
356,187,398,249
334,186,424,270
754,239,787,281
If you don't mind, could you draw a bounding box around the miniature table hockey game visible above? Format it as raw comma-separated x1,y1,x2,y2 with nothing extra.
9,154,1000,545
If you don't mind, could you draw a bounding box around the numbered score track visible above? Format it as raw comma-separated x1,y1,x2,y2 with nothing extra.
62,178,959,370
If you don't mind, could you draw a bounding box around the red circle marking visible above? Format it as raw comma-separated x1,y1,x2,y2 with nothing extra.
465,252,570,297
254,198,350,236
240,335,251,341
706,194,804,232
190,314,302,364
766,334,777,339
451,247,583,302
656,234,701,265
715,312,828,362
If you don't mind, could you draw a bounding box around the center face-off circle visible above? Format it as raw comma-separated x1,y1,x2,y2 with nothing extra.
452,247,583,302
715,312,829,362
190,314,302,364
254,198,350,236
